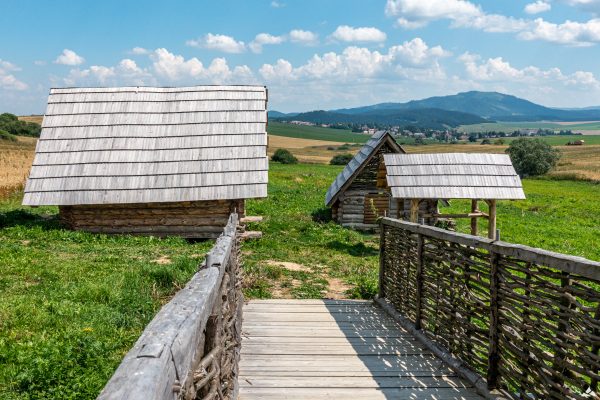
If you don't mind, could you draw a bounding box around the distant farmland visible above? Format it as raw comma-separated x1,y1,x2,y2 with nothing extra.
459,121,600,134
268,122,369,143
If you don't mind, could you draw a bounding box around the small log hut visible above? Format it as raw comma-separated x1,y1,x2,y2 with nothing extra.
383,153,525,239
22,85,269,238
324,131,406,230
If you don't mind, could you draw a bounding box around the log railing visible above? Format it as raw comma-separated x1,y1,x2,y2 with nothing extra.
98,213,243,400
377,217,600,400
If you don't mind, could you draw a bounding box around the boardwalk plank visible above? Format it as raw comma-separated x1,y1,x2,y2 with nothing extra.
238,300,483,400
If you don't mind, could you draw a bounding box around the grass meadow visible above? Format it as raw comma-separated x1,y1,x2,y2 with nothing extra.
0,122,598,398
0,195,212,399
458,121,600,134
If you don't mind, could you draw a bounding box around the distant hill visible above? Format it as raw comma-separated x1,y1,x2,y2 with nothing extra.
333,91,600,122
268,110,298,118
275,108,487,130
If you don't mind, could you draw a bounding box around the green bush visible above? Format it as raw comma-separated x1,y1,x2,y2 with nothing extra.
330,153,353,165
481,138,491,145
271,148,298,164
0,113,41,137
506,138,561,177
0,129,17,142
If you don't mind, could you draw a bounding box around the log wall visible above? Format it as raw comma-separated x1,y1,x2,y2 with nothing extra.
59,199,245,239
336,143,395,231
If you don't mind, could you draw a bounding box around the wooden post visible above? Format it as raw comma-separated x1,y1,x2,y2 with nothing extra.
487,200,497,239
470,199,478,236
410,199,420,223
414,233,424,330
378,220,387,299
487,250,500,390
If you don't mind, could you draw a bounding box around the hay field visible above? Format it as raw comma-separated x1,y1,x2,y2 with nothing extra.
0,137,36,198
18,115,44,125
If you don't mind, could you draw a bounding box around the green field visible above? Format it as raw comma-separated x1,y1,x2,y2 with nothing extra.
268,121,370,143
0,196,212,399
1,164,600,398
500,134,600,145
459,121,600,133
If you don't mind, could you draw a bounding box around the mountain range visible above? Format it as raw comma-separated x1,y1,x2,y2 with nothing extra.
270,91,600,129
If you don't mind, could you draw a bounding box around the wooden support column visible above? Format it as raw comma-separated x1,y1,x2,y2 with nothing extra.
487,250,500,390
470,199,478,236
487,199,497,239
410,199,420,223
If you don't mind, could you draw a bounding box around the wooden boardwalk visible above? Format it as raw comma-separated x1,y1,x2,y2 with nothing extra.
239,299,483,399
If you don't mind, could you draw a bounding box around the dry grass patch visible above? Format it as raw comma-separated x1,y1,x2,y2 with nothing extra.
0,136,36,199
18,115,44,125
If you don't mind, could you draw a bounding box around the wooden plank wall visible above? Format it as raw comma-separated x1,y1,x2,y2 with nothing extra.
59,199,245,239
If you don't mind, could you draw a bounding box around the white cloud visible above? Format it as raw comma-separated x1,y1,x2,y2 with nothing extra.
525,1,551,14
249,33,285,53
130,47,149,55
64,58,154,86
259,39,449,83
459,51,600,88
519,18,600,46
151,48,255,83
385,0,600,45
0,60,28,90
289,29,319,45
330,26,387,42
270,1,285,8
186,33,246,53
34,60,46,66
54,49,85,66
388,38,451,66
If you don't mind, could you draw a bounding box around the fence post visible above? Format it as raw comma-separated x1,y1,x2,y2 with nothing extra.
414,233,424,330
378,220,386,299
487,249,501,390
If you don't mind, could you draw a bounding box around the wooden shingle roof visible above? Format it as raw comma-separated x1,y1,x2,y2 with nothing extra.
22,85,268,205
383,153,525,200
325,131,404,206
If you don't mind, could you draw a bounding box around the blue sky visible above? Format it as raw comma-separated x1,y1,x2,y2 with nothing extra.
1,0,600,114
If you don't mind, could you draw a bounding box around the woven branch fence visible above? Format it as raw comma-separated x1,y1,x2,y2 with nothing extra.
378,217,600,400
98,213,243,400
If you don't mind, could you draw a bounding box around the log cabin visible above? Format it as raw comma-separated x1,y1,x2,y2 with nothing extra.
22,85,269,238
324,131,406,231
383,153,525,238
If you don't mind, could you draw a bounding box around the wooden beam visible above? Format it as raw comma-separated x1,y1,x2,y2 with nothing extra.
487,200,497,239
470,199,478,236
410,199,420,223
421,212,488,219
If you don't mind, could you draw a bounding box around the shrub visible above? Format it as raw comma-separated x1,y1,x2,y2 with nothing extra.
330,153,353,165
271,148,298,164
481,138,491,145
506,138,561,177
337,143,351,151
494,138,505,145
0,129,17,141
0,113,41,137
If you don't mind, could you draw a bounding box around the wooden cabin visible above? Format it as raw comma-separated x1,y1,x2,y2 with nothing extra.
22,85,269,238
383,153,525,238
325,131,405,230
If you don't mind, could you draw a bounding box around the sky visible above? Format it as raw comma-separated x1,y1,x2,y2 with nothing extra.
1,0,600,114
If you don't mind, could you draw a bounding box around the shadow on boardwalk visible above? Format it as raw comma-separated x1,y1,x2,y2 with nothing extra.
238,299,482,399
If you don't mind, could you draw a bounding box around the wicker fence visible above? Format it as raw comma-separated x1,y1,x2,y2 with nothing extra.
98,213,243,400
378,217,600,399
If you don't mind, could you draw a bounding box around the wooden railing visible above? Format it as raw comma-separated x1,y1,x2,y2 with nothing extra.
377,217,600,400
98,213,243,400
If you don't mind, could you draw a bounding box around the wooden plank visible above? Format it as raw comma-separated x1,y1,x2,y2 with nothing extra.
239,376,470,388
239,354,446,370
239,299,483,400
238,387,484,399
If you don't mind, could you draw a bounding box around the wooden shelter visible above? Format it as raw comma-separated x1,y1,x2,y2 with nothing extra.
325,131,405,230
22,85,269,238
383,153,525,239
